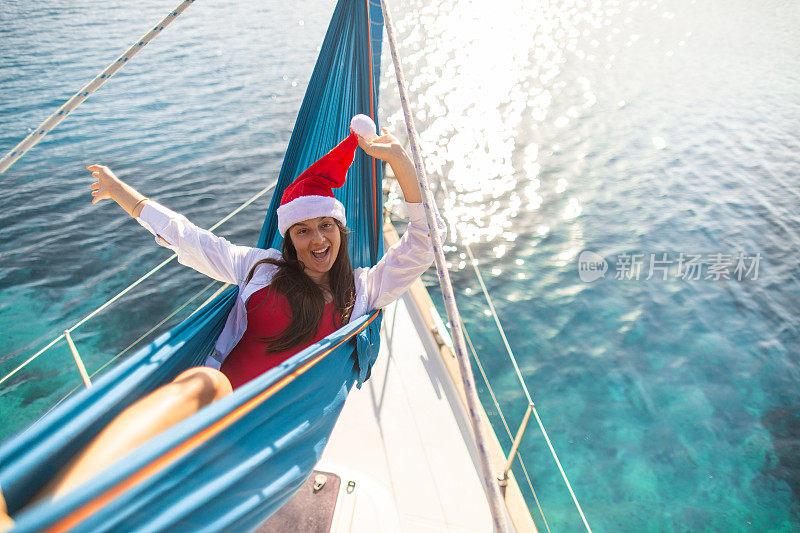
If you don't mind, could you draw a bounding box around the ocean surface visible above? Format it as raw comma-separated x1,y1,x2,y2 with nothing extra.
1,0,799,530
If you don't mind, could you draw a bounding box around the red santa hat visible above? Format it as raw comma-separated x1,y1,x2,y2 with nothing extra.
277,132,359,237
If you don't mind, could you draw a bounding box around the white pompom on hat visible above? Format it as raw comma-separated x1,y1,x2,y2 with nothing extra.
277,128,361,237
350,114,377,139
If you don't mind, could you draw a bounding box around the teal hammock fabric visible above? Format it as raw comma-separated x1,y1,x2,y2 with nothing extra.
0,1,385,530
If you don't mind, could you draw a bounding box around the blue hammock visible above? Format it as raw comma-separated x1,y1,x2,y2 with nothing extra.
0,1,385,530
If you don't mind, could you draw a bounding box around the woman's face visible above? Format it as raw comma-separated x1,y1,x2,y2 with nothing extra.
289,216,341,284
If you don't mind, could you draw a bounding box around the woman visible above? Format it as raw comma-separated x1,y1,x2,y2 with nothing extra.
0,125,444,525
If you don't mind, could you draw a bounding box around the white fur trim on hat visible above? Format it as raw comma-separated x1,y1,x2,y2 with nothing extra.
277,195,346,237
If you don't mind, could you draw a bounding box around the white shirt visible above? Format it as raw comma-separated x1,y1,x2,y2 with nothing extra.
135,200,445,369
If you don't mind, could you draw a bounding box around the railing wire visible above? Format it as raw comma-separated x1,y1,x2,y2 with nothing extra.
388,153,592,531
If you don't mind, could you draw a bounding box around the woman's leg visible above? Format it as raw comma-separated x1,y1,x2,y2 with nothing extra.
0,488,13,532
32,367,232,503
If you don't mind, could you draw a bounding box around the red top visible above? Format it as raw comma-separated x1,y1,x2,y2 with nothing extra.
220,285,342,390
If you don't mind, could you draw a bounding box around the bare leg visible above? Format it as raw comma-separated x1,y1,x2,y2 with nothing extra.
0,487,13,533
31,367,231,504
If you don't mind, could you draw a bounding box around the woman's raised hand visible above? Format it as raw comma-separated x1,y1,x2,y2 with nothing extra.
353,127,407,164
86,165,146,217
87,164,119,205
352,126,421,203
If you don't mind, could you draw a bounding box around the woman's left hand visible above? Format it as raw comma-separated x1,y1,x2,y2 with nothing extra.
353,127,407,164
352,126,421,202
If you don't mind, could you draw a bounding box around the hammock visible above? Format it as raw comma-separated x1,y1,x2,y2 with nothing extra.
0,1,385,530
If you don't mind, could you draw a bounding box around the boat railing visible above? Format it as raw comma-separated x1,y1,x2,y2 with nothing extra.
1,187,592,532
0,175,594,531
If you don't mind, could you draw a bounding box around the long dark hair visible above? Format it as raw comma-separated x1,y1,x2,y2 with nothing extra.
244,220,355,353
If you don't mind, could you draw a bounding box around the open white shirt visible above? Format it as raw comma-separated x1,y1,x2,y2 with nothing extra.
135,200,445,369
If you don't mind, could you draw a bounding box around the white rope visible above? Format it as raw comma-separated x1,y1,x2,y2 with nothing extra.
464,242,592,533
378,1,512,531
0,0,196,174
0,181,276,387
378,12,591,533
389,191,593,532
464,241,532,404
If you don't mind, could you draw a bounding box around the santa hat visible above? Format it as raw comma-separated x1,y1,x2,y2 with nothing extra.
277,132,359,237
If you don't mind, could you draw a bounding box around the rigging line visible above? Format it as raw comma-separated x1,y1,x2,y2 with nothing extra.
380,56,594,533
22,280,222,436
428,212,592,533
0,181,276,387
463,245,533,404
98,282,223,373
429,152,533,404
0,0,197,174
384,201,550,533
462,322,552,533
532,405,593,532
424,117,590,529
386,197,553,532
378,1,511,531
388,195,556,532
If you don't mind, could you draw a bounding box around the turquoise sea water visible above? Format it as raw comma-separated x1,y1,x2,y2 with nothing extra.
1,0,798,531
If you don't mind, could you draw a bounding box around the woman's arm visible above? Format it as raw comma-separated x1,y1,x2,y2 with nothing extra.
354,129,446,311
86,164,273,285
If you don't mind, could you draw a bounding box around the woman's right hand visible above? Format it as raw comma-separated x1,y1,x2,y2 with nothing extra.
87,164,120,205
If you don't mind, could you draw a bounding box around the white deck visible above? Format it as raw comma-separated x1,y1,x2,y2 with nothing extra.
318,293,494,532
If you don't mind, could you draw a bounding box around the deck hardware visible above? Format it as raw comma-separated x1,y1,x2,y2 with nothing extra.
313,474,327,491
346,480,356,494
64,329,92,388
429,306,455,353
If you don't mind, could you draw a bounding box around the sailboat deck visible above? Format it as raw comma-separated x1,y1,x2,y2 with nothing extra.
318,292,494,532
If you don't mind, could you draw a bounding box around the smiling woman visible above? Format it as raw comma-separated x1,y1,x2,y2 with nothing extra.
220,213,354,387
0,118,444,525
